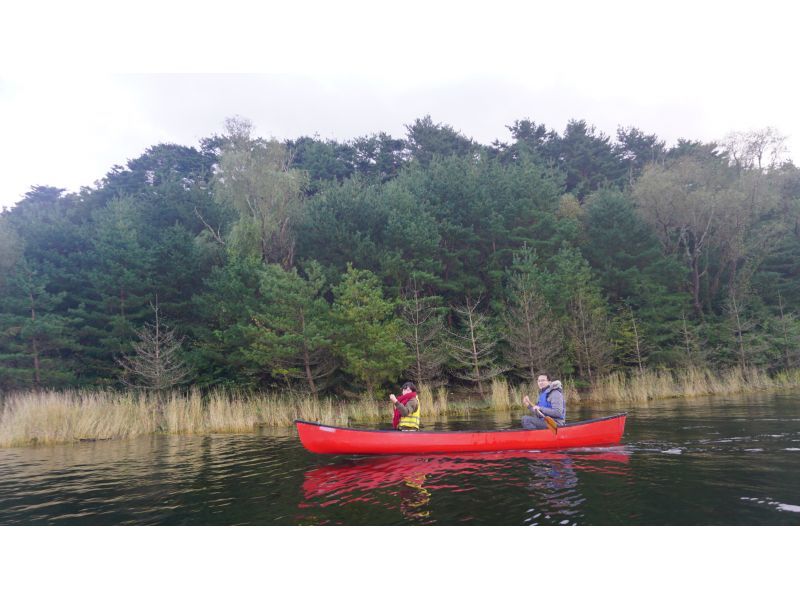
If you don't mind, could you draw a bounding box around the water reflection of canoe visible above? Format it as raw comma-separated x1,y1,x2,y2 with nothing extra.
302,451,630,500
295,413,626,455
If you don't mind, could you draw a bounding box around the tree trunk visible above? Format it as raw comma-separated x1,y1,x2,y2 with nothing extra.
299,311,318,400
691,254,703,318
630,306,644,373
28,287,41,388
730,294,747,370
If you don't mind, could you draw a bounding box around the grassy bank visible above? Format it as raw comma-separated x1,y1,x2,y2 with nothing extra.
2,367,799,448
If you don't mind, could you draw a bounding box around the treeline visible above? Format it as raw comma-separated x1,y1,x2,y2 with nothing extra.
1,116,799,396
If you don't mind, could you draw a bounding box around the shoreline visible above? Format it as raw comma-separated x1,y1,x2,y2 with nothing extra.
2,367,799,448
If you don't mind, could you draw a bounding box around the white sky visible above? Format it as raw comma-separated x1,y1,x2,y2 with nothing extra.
1,0,798,210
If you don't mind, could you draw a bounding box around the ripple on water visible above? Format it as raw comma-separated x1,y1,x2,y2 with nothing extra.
741,497,800,514
2,396,800,525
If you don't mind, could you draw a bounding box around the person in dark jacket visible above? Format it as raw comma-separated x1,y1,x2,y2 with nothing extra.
522,373,565,430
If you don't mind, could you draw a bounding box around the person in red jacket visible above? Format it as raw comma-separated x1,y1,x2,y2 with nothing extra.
390,382,420,430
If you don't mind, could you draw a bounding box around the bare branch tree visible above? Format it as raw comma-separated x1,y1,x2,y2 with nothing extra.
722,128,788,171
679,311,708,367
502,276,562,380
724,288,768,372
776,292,800,369
446,296,505,399
194,206,226,246
117,302,190,391
565,289,611,384
399,277,446,387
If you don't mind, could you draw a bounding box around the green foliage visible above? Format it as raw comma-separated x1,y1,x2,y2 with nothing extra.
615,126,666,185
405,115,476,167
0,257,77,390
399,277,447,387
188,256,266,387
331,264,409,394
446,296,505,398
213,117,308,267
1,116,797,395
501,247,564,379
583,189,663,303
550,120,627,199
295,175,442,293
550,247,613,382
242,262,336,396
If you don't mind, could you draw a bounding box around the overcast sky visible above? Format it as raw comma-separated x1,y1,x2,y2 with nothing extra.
2,0,797,211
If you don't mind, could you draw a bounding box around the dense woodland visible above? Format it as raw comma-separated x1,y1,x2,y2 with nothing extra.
1,115,799,397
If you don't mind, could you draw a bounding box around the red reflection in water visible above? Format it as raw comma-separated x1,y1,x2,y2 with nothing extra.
300,449,630,510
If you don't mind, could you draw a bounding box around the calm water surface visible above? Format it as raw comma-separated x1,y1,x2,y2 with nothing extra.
1,393,799,525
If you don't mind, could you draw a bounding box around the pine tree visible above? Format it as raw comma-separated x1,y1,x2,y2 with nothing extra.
331,264,409,396
551,248,612,383
0,256,77,390
611,304,646,373
243,262,336,398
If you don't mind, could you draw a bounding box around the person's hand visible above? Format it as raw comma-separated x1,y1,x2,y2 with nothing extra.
533,406,543,417
390,394,398,404
522,395,531,407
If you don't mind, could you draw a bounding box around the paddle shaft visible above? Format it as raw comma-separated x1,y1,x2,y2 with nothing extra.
526,402,558,434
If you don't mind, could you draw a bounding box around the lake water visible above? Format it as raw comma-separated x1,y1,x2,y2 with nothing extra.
1,393,799,525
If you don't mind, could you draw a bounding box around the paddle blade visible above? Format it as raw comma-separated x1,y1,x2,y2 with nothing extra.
544,416,558,434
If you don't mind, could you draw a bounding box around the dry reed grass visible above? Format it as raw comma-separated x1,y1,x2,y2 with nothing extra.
490,378,511,411
0,389,159,447
584,366,796,403
2,367,799,448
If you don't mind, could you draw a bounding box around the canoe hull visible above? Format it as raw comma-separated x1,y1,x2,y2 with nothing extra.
295,413,627,455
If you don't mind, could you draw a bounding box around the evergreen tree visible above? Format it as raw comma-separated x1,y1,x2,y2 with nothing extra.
331,264,409,396
295,176,442,294
550,247,612,383
69,196,153,383
405,115,476,167
551,120,627,199
615,126,666,185
723,289,773,370
189,256,267,388
583,188,689,366
350,132,408,182
242,262,336,397
0,257,76,390
611,304,646,373
286,135,355,193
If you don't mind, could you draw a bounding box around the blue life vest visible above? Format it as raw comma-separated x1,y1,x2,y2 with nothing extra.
537,388,554,409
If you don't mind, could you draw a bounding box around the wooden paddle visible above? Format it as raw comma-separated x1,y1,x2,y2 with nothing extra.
544,415,558,434
523,395,558,434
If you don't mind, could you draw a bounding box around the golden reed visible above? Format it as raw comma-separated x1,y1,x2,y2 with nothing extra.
1,368,798,447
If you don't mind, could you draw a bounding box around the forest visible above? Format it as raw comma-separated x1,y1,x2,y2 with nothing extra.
1,115,798,398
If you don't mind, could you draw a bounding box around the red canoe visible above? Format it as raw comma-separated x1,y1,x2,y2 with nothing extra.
295,413,627,454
